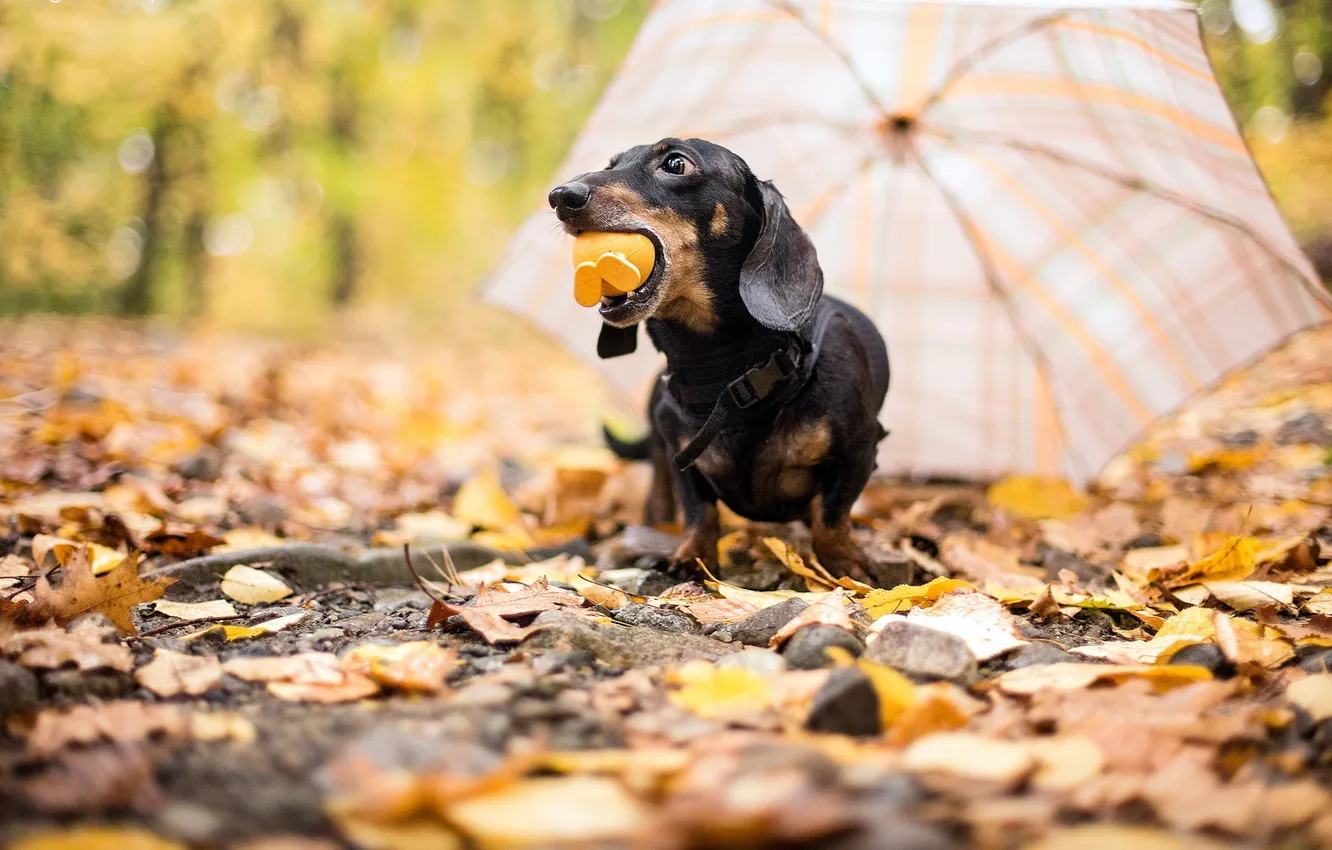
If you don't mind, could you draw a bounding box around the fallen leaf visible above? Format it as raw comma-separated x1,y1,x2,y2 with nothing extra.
1026,824,1228,850
682,596,757,624
220,565,292,604
25,701,186,757
344,641,455,693
0,618,132,672
986,475,1087,520
764,538,871,594
668,660,773,722
222,652,345,685
900,732,1036,789
134,648,223,697
1203,580,1295,611
152,599,239,621
9,826,185,850
32,535,125,576
25,545,175,633
862,577,973,618
770,588,856,647
444,776,645,846
995,662,1212,695
1030,735,1106,791
898,589,1027,660
268,674,380,703
452,472,522,530
433,579,588,644
1151,536,1260,588
1288,673,1332,721
143,524,224,558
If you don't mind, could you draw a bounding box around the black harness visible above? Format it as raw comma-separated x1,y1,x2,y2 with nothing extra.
664,304,838,471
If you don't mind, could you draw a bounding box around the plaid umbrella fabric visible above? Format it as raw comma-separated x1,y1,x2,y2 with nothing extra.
484,0,1332,483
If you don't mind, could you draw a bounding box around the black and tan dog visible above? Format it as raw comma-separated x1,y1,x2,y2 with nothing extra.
549,138,889,580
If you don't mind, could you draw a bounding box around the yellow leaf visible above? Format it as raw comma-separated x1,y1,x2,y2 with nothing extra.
667,660,773,721
445,776,644,847
1151,536,1260,587
152,599,238,621
863,577,973,618
859,658,918,727
1187,446,1266,473
986,475,1088,520
452,473,520,530
33,535,125,576
11,827,184,850
344,641,455,693
996,662,1212,694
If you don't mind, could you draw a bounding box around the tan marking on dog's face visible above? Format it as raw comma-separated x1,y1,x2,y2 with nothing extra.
652,141,670,153
598,185,717,335
709,203,728,237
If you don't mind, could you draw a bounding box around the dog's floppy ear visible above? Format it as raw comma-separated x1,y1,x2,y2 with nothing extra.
738,180,823,332
597,323,637,358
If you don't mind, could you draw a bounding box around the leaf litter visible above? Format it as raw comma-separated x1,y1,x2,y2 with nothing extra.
8,322,1332,846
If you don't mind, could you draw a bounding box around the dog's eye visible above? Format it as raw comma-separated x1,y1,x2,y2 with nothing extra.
661,154,695,176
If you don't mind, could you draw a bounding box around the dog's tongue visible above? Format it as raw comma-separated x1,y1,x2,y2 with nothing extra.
571,232,655,308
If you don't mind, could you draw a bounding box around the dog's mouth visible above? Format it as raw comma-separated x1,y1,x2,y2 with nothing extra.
588,227,664,326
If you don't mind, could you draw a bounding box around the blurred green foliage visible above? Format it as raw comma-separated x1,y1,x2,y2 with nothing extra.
0,0,1327,331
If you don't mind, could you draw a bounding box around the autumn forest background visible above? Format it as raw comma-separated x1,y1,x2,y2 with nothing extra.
0,0,1329,336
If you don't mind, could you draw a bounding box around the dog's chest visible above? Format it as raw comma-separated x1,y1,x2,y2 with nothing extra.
693,416,833,511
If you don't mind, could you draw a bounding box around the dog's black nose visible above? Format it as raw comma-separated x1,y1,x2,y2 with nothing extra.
548,182,592,212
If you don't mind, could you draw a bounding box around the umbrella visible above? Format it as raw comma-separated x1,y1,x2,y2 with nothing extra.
484,0,1332,484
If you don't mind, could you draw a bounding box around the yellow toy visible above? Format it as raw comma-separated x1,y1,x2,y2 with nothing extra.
572,232,656,308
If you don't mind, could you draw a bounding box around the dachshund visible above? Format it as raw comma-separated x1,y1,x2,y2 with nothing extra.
549,138,889,580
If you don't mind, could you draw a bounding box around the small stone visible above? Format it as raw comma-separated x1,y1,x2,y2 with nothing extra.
43,668,134,702
1002,642,1076,670
1276,412,1332,447
0,660,39,717
174,448,223,481
372,587,431,612
865,621,977,684
1298,647,1332,674
1124,533,1167,550
618,568,679,597
524,611,735,667
717,647,787,676
310,627,346,642
1169,643,1235,678
239,495,289,528
805,667,880,737
532,650,596,674
1040,546,1100,584
617,525,681,558
1220,429,1261,448
612,603,701,634
782,625,865,670
731,598,810,647
334,612,386,636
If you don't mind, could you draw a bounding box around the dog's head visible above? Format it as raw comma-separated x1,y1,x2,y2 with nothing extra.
549,138,822,338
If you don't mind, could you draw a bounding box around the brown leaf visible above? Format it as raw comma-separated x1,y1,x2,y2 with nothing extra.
25,545,175,634
344,641,455,693
433,579,588,644
0,618,132,672
222,652,381,703
134,648,223,697
142,523,224,558
25,701,186,758
18,744,164,815
770,588,855,647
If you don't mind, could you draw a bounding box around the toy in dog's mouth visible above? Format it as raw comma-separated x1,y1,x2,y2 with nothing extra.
570,230,661,323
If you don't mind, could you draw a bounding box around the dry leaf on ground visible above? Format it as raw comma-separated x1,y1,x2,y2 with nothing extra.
25,701,187,757
770,588,856,647
344,641,455,693
895,589,1027,660
1,618,132,672
668,660,774,722
135,648,223,697
24,545,175,633
151,599,239,621
222,652,379,703
220,565,293,604
432,579,588,644
995,662,1213,695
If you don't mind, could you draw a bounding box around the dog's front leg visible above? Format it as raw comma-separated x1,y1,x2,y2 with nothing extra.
671,465,720,567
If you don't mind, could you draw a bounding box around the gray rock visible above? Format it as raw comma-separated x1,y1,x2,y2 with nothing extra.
372,587,431,612
865,621,977,684
335,612,386,636
1277,412,1332,446
524,611,737,667
731,598,810,647
615,569,679,597
1002,642,1076,670
782,625,865,670
174,448,222,481
532,650,597,674
617,525,681,558
805,667,880,737
44,668,134,702
612,603,700,634
309,627,346,642
0,660,39,717
717,647,788,676
239,495,289,528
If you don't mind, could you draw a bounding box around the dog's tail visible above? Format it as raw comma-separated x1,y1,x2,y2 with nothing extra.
603,424,652,461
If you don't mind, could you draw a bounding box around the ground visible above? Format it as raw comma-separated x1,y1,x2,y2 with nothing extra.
4,319,1332,849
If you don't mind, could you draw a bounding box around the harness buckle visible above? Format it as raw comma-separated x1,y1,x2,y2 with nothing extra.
726,344,800,409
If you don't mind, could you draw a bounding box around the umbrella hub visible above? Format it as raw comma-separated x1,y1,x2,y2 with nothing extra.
876,112,918,165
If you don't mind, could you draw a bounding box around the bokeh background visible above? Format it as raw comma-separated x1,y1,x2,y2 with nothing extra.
0,0,1328,339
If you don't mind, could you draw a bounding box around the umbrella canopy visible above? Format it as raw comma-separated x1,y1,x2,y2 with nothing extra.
484,0,1332,484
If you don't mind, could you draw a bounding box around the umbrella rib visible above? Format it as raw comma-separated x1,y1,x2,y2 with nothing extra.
948,132,1332,308
917,11,1070,117
762,0,891,119
909,146,1087,479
